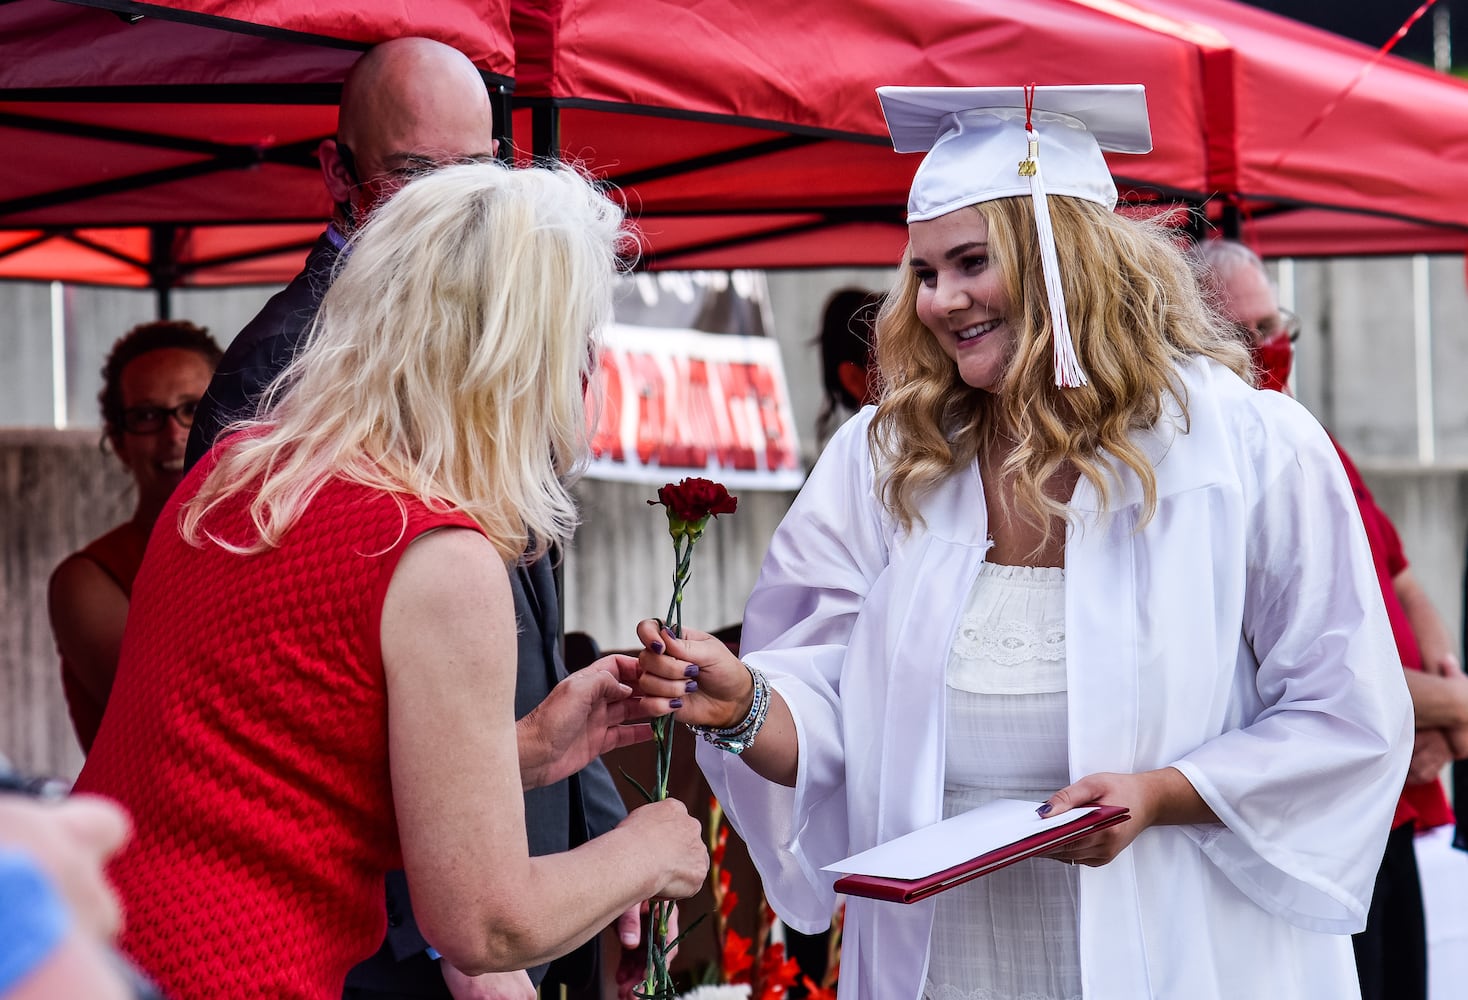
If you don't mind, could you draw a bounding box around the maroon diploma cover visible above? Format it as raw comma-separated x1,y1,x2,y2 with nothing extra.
832,805,1130,904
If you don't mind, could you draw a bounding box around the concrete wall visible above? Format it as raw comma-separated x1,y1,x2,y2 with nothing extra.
0,430,132,780
1361,463,1468,658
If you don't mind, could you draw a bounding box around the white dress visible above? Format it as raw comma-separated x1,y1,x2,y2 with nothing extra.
924,562,1080,1000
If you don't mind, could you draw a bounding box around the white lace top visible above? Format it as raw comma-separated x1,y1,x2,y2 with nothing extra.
924,561,1080,1000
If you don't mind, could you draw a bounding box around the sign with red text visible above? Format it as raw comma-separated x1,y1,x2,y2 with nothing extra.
586,324,804,490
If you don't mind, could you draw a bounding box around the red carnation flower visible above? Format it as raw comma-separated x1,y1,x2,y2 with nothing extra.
649,477,738,528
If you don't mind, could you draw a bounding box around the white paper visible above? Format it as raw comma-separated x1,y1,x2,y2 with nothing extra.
821,798,1100,880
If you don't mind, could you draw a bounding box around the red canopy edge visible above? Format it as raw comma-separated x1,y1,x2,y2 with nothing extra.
509,0,1468,264
70,0,515,83
0,0,518,291
5,0,1468,290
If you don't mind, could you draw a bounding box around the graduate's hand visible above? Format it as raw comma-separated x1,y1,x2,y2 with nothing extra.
634,619,753,729
1038,767,1217,868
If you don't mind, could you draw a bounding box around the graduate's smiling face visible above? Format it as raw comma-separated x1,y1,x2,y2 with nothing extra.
909,208,1016,393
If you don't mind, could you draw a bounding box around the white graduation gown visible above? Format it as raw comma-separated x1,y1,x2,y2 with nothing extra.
700,357,1411,1000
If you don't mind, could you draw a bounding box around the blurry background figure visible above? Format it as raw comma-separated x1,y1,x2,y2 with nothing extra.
0,761,149,1000
812,288,884,446
46,321,222,755
1194,238,1468,1000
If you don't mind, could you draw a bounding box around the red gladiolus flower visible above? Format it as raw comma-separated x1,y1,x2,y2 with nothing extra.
718,871,739,919
723,930,755,981
800,975,839,1000
755,942,801,999
712,825,729,867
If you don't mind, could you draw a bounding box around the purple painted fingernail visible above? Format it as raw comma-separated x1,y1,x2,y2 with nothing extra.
684,663,700,678
685,680,698,693
650,640,665,655
1036,803,1052,817
669,698,684,709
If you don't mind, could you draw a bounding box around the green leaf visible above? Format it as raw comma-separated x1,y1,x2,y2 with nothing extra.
665,909,709,951
619,768,655,804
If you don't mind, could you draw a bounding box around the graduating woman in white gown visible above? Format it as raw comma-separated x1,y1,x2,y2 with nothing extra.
633,85,1411,1000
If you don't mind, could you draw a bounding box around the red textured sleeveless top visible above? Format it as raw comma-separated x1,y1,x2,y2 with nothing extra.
74,454,479,1000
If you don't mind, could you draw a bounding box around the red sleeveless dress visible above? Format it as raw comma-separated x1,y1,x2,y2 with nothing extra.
74,454,479,1000
57,519,149,752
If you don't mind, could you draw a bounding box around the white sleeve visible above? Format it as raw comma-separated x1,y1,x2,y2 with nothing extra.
1172,395,1412,933
697,409,892,933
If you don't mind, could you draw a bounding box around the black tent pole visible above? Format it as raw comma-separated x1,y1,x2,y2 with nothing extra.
532,101,560,161
150,224,176,319
490,85,513,164
1221,202,1242,240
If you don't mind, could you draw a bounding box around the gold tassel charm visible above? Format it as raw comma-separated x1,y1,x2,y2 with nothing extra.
1018,135,1039,177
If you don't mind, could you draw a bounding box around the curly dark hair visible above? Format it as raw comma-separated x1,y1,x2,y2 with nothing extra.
98,320,224,442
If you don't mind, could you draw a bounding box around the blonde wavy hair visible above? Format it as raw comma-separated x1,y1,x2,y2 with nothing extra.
871,195,1251,537
181,161,627,562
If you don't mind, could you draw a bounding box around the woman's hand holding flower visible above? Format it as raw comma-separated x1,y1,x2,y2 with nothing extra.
634,620,753,728
518,653,652,790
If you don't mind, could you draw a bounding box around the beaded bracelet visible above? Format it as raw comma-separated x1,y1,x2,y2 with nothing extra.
688,664,771,755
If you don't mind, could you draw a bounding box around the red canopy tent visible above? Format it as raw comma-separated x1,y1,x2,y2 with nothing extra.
0,0,513,302
511,0,1468,264
510,0,1218,268
1139,0,1468,256
4,0,1468,295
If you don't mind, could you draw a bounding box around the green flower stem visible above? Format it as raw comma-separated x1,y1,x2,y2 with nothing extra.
640,521,709,998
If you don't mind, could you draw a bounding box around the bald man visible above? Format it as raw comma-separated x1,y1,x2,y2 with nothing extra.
181,39,630,1000
186,37,496,462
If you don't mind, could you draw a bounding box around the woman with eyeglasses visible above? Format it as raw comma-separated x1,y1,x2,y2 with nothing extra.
48,322,223,754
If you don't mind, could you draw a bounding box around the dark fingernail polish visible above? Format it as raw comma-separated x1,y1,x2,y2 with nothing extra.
1036,803,1052,817
669,698,683,709
650,640,665,655
684,663,700,678
685,680,698,693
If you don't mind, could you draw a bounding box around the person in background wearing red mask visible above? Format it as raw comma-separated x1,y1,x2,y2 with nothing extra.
1194,237,1468,1000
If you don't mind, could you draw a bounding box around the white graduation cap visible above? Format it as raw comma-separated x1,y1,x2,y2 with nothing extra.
877,84,1152,387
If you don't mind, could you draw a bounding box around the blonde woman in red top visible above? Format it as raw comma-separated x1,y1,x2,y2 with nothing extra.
75,161,709,1000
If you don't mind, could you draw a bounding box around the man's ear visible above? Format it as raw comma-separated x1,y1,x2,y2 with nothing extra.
318,139,355,206
837,359,872,409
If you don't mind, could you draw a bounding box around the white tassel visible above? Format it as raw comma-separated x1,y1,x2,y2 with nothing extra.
1024,128,1087,388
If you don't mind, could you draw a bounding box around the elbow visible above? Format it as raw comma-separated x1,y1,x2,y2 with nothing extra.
427,913,547,976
